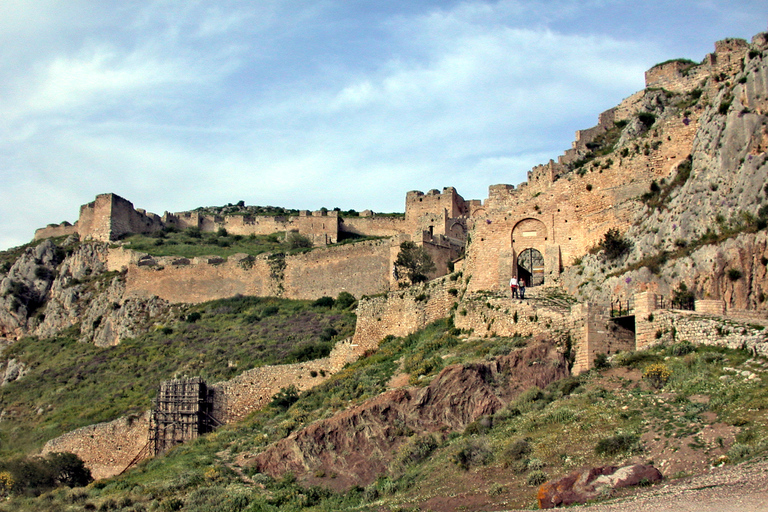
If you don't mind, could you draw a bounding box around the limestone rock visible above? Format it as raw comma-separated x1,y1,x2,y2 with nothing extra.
1,358,28,386
537,463,663,509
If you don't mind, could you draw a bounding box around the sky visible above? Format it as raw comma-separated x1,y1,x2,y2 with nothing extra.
1,1,767,250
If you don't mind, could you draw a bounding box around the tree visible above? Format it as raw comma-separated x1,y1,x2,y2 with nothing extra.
599,228,632,261
394,241,436,285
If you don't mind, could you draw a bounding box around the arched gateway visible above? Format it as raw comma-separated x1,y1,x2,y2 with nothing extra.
517,248,545,286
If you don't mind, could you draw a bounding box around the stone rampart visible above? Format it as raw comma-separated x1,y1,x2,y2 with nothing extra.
645,38,749,92
42,338,365,480
352,277,459,350
117,240,394,304
213,338,362,423
42,412,150,481
33,223,77,241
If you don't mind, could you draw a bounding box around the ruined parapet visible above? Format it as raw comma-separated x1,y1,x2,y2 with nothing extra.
645,38,749,93
34,221,77,241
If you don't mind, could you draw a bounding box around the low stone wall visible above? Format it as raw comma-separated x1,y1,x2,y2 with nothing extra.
40,339,365,480
214,339,363,423
42,412,150,481
641,309,768,356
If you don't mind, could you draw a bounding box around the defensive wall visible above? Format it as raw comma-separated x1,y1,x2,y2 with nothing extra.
42,338,366,480
645,37,751,93
112,239,394,304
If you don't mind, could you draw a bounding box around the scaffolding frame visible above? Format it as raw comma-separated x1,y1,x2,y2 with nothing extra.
149,377,218,455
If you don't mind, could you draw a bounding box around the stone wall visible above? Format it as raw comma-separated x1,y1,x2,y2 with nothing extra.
42,412,150,481
645,38,749,92
352,277,459,350
641,308,768,356
42,338,366,480
115,240,394,304
33,222,77,241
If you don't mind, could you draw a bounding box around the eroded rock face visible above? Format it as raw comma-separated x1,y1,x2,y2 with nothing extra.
0,239,170,346
537,463,663,509
252,341,569,490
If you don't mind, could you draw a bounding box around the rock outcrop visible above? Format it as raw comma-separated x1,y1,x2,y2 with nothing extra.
537,464,663,509
0,238,170,347
251,341,568,490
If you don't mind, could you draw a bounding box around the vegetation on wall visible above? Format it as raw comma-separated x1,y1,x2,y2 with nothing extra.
394,241,436,285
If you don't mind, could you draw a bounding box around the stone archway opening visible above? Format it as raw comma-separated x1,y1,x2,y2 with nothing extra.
517,248,545,287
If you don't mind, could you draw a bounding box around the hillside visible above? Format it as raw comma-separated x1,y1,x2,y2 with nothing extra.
0,31,768,511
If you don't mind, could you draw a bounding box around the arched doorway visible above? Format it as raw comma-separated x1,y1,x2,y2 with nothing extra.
517,248,545,286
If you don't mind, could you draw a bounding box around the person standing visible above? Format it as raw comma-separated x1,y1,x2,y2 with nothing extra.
510,276,518,298
519,278,526,300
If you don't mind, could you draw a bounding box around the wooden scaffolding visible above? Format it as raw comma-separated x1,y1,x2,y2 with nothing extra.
149,377,218,455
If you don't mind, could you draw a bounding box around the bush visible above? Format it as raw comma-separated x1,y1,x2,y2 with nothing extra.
335,291,356,309
396,434,439,467
727,268,743,281
594,353,610,369
312,296,335,308
668,341,694,357
500,439,532,468
527,470,548,486
450,439,493,470
599,228,632,261
394,241,436,285
271,385,300,411
595,433,639,456
643,363,671,389
284,231,313,250
637,112,656,129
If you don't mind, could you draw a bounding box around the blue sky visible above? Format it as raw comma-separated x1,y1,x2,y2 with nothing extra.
1,1,766,250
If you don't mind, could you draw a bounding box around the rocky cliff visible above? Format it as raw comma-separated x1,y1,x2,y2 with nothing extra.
0,237,170,347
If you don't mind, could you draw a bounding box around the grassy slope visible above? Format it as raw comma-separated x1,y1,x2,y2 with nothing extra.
0,296,355,457
2,319,767,511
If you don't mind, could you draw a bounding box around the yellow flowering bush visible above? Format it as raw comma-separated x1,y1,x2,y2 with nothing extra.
643,363,671,389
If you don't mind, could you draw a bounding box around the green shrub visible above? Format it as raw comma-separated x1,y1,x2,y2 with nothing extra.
599,228,632,261
450,439,493,470
595,433,639,456
396,434,439,467
312,296,335,308
727,268,743,281
668,341,694,357
527,470,548,486
500,439,532,468
335,291,356,309
271,385,300,411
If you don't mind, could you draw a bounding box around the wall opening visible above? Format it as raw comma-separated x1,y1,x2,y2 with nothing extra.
517,248,545,286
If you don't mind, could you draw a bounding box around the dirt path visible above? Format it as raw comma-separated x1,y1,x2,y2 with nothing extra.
533,457,768,512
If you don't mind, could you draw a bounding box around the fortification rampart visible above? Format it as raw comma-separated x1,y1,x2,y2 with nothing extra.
41,337,365,480
115,239,394,304
33,222,77,241
42,412,150,481
351,277,459,350
645,38,749,92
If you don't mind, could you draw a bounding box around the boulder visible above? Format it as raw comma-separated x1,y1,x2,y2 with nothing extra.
538,463,662,509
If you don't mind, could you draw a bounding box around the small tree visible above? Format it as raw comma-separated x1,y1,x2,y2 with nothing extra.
394,241,436,285
599,228,632,261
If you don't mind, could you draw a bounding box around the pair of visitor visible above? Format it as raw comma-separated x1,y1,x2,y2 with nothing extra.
510,277,526,300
